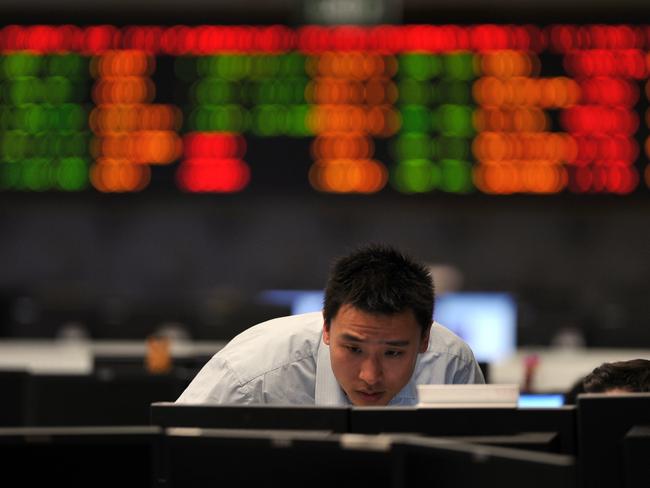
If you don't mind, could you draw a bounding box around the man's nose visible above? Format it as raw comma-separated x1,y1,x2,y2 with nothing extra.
359,356,382,385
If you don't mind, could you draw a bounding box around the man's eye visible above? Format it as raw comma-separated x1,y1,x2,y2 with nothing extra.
385,350,403,358
346,346,362,354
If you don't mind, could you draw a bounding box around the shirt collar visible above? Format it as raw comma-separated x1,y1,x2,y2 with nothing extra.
389,370,419,406
315,337,350,405
315,335,420,406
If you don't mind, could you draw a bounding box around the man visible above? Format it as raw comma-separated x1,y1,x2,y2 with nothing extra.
564,358,650,404
176,244,484,406
582,359,650,394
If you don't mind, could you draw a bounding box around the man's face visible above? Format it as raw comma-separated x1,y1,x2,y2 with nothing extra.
323,304,430,406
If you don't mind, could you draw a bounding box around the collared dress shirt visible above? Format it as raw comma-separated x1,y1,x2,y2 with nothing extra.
176,312,485,405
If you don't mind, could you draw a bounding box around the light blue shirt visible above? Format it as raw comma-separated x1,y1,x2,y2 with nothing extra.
176,312,485,405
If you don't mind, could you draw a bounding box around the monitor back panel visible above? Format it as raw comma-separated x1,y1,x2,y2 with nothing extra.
0,426,161,488
27,374,186,426
164,430,394,488
395,438,576,488
151,402,349,432
622,425,650,488
0,371,29,426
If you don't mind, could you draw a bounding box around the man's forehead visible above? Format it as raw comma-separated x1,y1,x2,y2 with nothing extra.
329,304,420,331
333,303,417,321
338,332,411,346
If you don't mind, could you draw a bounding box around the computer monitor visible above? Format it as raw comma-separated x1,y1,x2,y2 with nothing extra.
151,402,349,433
0,371,29,427
163,428,395,488
164,427,576,488
350,406,577,454
433,292,516,363
0,426,161,488
26,373,186,426
622,425,650,488
577,393,650,488
518,393,566,408
393,436,576,488
257,289,324,316
258,290,517,363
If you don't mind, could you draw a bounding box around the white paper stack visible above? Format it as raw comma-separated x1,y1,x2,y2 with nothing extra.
416,384,520,408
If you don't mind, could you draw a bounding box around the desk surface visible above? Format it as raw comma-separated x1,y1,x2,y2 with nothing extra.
0,339,226,374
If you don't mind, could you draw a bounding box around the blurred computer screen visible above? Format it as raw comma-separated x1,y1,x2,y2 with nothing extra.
518,393,565,408
434,292,516,363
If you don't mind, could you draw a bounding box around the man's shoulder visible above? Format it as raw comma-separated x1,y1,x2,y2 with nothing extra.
227,311,324,344
412,321,484,384
216,312,324,381
426,321,476,360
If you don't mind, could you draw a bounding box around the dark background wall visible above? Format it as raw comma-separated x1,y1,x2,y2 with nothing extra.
1,194,648,345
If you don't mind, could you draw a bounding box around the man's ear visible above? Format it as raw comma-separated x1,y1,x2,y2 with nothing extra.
419,324,431,353
322,322,331,345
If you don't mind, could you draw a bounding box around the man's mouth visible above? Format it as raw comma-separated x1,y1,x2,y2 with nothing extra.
356,390,385,402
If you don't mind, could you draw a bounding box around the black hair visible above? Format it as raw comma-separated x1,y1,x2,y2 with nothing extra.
582,359,650,393
323,244,434,334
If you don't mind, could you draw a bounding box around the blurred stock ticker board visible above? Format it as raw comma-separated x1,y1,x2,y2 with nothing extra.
0,24,649,196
